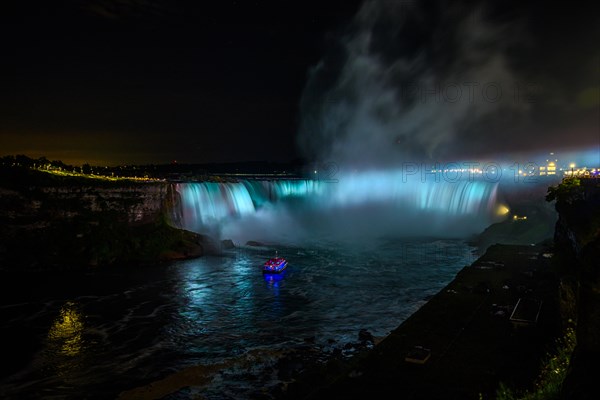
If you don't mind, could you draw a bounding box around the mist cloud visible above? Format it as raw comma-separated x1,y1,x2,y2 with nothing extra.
298,0,599,167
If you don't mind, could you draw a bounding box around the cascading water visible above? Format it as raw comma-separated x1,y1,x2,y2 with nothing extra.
172,180,324,232
171,170,499,242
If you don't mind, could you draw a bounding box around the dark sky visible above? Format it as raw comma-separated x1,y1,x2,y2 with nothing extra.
1,0,598,166
0,0,362,165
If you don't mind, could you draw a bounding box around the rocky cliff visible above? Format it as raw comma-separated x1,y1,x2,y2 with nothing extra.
0,167,209,270
0,183,169,225
548,178,600,399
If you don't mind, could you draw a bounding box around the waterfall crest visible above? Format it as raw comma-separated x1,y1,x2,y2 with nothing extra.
170,171,499,242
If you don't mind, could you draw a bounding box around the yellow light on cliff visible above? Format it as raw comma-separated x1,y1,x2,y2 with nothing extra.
496,204,510,216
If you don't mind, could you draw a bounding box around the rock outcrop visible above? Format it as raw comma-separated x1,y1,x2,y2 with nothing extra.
0,168,204,270
549,178,600,399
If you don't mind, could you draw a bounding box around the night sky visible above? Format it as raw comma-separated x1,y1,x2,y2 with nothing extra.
1,0,598,166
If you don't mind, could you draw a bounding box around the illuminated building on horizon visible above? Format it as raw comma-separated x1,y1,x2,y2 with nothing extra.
539,152,558,176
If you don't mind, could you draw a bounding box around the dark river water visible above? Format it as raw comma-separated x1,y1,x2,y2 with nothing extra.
0,238,475,399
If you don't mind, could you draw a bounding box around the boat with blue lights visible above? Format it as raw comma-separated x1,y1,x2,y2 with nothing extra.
263,252,287,274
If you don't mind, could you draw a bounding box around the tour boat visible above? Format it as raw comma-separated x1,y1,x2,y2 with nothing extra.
262,252,287,274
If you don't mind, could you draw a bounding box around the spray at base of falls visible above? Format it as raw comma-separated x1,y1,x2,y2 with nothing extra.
170,171,499,244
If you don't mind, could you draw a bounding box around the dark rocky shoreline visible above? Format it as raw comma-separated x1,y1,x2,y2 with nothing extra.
277,242,560,400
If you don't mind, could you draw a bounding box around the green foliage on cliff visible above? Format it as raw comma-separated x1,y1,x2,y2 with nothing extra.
1,166,204,270
545,176,600,398
495,324,576,400
0,214,204,271
548,177,600,249
86,216,203,266
545,178,582,204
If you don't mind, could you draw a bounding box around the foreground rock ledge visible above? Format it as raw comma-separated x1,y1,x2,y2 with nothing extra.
281,243,560,400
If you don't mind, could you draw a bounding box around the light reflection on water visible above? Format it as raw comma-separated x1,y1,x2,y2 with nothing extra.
44,301,89,379
47,301,85,357
263,271,286,289
0,238,475,399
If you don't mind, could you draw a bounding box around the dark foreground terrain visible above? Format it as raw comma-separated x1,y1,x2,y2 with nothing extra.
280,243,560,400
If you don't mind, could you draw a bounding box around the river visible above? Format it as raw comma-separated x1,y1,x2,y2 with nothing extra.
0,238,475,399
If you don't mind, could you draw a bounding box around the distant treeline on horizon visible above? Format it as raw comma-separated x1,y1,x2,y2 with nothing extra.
0,154,308,179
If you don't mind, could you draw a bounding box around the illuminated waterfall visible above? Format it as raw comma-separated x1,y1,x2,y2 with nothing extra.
172,172,498,238
173,180,324,232
325,171,498,215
